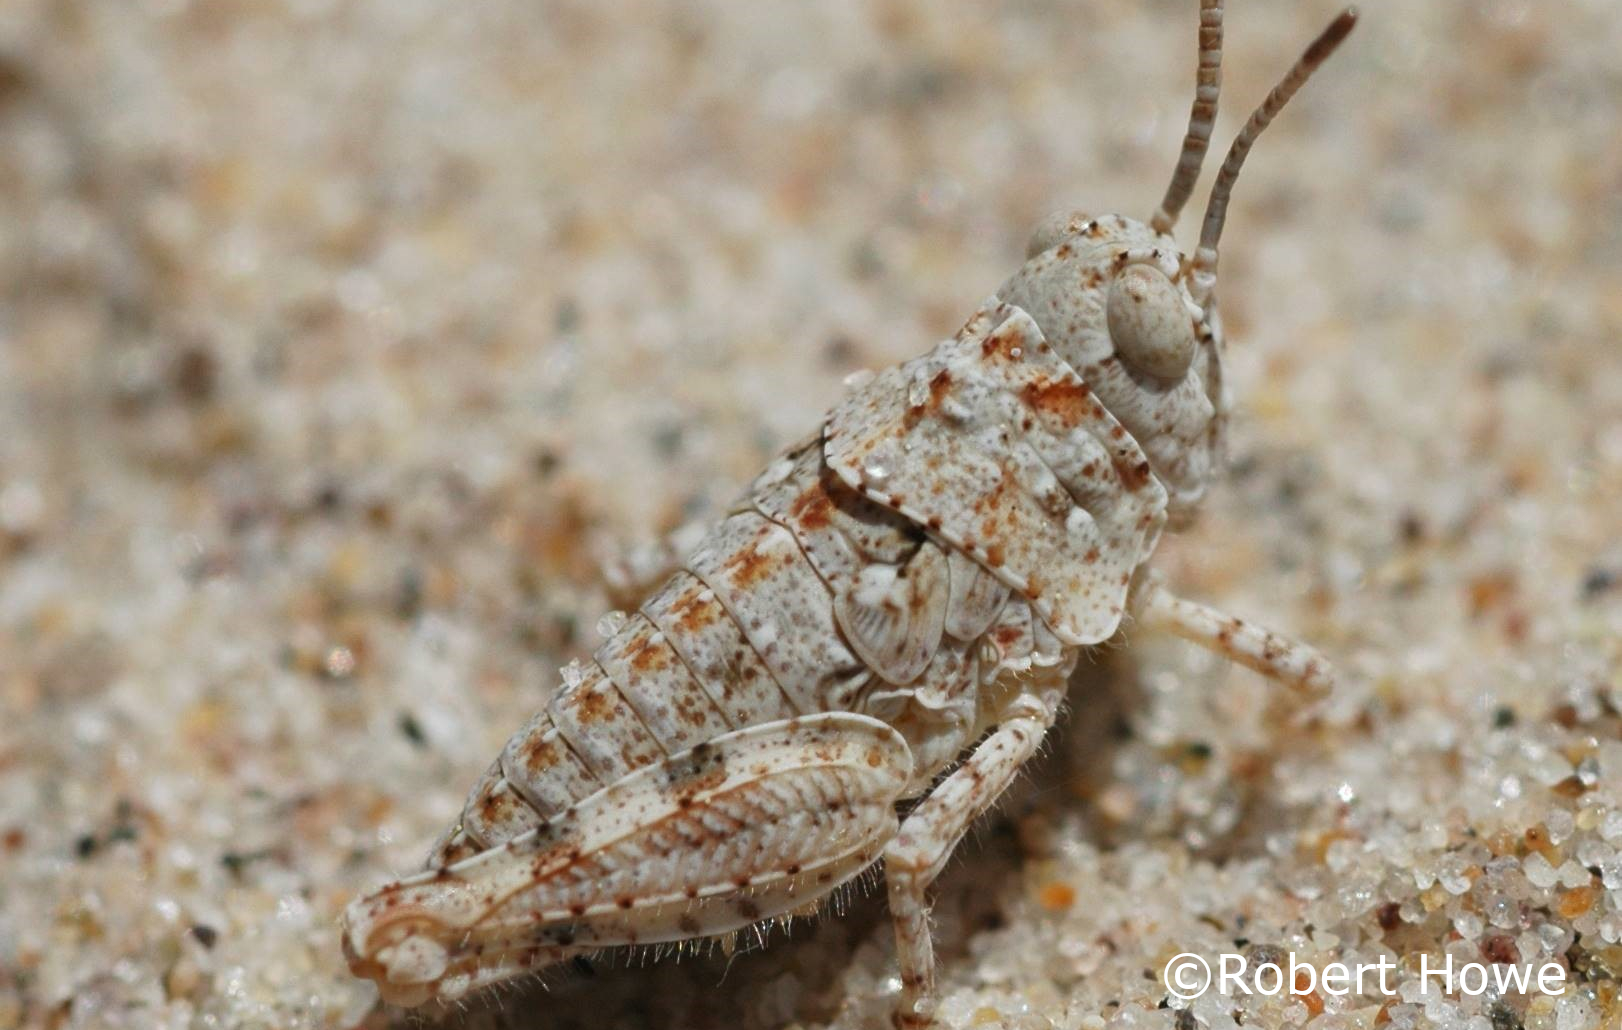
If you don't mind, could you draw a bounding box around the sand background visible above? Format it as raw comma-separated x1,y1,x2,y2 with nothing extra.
1,1,1620,1028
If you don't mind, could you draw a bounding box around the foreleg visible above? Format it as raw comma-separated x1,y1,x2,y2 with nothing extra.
1133,574,1333,695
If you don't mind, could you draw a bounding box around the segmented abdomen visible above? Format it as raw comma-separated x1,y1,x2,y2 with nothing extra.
429,435,1065,868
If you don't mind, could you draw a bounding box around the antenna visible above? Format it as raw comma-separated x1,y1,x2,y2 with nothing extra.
1194,7,1358,285
1150,0,1224,235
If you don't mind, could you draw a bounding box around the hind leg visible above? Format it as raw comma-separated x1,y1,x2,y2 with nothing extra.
883,687,1060,1028
342,713,913,1006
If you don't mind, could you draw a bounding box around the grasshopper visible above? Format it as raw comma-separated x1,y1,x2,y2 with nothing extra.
342,4,1357,1024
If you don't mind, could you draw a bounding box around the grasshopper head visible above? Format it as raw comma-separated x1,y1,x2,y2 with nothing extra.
1003,3,1356,523
1004,213,1227,522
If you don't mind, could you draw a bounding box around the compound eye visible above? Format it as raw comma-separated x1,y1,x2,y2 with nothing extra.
1106,264,1196,380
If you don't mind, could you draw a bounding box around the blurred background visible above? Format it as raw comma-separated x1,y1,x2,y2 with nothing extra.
1,1,1619,1028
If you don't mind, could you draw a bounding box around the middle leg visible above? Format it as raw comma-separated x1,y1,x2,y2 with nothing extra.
884,686,1061,1027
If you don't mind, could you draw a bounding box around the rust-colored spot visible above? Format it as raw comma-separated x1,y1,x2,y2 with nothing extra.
1019,378,1091,423
728,541,778,589
571,683,612,724
791,485,834,531
523,737,559,772
674,592,719,635
1115,459,1153,491
866,748,884,768
626,633,663,673
985,543,1006,567
1083,547,1100,564
980,326,1025,360
689,697,720,728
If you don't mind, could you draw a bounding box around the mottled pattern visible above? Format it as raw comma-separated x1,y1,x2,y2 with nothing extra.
641,571,800,729
826,299,1168,645
456,760,546,855
500,718,603,819
596,614,733,753
688,511,870,714
753,440,949,685
547,662,668,785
